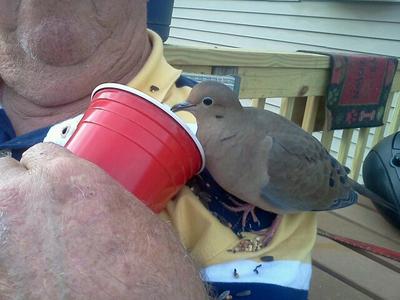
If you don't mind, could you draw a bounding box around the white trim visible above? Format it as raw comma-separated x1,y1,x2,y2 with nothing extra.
44,114,83,146
201,259,312,290
92,83,205,173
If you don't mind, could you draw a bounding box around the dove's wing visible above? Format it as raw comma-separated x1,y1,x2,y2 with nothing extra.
253,111,357,212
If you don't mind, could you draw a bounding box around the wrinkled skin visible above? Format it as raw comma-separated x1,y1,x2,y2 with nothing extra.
0,1,208,299
0,0,152,135
0,143,207,299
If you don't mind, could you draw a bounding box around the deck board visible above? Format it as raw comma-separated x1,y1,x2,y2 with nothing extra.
317,212,400,270
357,196,377,211
313,236,400,300
310,267,373,300
333,204,400,243
313,195,400,300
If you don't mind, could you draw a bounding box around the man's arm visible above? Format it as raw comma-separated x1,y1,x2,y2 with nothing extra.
0,143,207,299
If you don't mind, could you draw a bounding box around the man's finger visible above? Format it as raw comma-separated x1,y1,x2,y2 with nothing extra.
20,142,74,170
0,156,26,178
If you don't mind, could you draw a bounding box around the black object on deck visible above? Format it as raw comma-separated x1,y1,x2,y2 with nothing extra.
363,131,400,229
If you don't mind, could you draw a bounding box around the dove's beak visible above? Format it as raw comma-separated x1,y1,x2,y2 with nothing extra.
171,101,196,113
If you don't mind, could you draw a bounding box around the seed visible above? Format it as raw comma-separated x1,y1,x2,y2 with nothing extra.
253,264,262,274
150,85,160,92
233,268,239,278
217,290,231,300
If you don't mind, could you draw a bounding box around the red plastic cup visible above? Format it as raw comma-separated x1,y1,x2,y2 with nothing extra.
66,83,205,213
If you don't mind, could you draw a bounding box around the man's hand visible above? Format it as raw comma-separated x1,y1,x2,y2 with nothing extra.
0,143,206,299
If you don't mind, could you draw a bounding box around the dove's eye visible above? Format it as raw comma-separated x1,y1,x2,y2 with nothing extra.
202,97,213,106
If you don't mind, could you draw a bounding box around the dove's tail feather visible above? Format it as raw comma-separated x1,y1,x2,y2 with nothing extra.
310,190,358,212
349,178,396,211
325,190,358,210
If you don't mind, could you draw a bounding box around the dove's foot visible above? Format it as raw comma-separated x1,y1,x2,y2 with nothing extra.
222,199,260,229
227,215,282,253
255,215,282,247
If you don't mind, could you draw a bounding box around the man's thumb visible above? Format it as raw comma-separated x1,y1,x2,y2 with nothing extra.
20,142,74,170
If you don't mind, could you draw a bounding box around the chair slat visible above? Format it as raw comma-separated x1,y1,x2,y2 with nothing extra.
302,96,320,133
251,98,266,109
338,130,354,165
388,93,400,136
351,128,370,180
280,97,296,119
372,92,396,146
321,130,334,151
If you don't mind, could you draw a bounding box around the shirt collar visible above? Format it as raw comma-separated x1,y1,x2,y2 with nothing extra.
127,30,183,102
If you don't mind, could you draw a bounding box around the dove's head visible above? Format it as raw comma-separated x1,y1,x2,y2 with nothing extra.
171,81,243,120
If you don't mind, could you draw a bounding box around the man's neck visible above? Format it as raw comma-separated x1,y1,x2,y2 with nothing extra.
0,85,91,136
0,32,152,136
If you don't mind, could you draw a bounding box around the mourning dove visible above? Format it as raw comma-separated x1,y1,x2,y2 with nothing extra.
171,81,384,237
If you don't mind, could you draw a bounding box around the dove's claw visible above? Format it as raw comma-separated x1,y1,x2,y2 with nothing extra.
257,215,282,247
222,200,260,229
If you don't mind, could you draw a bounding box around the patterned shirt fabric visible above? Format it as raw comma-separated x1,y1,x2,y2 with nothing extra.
0,109,50,159
0,30,316,299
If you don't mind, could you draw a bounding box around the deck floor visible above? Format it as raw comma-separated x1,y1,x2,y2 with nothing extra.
309,196,400,300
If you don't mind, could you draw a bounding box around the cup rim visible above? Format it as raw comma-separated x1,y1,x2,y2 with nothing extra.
92,83,205,173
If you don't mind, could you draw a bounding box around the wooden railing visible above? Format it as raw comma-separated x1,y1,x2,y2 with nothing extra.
165,44,400,182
